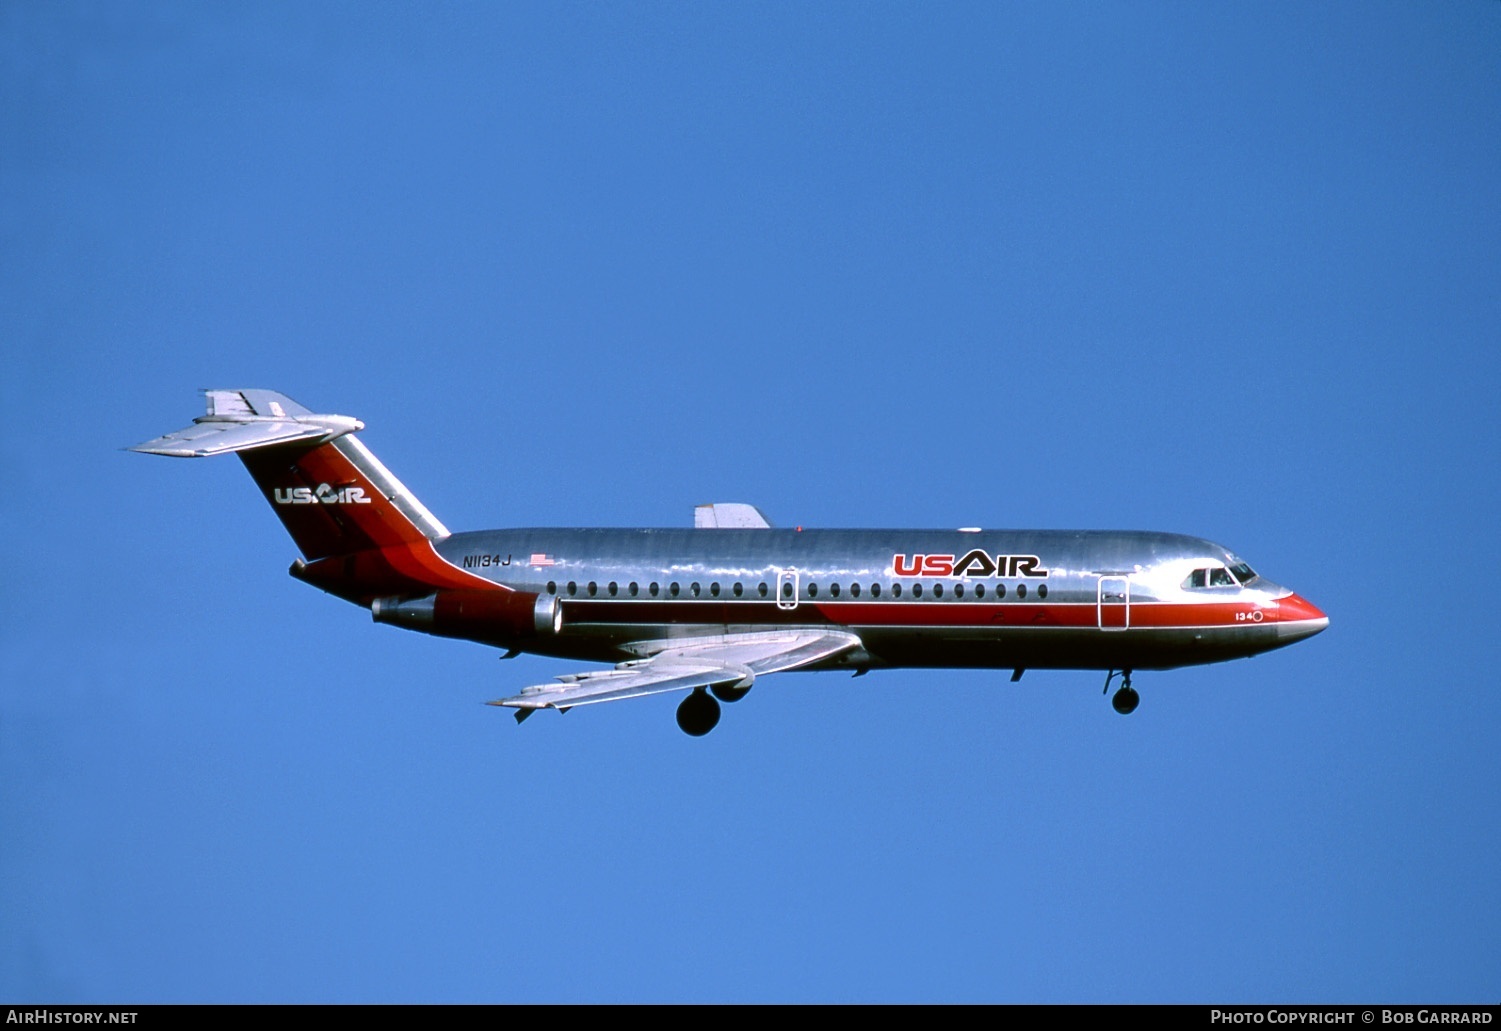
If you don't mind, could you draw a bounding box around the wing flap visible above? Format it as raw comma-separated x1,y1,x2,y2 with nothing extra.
506,659,752,710
492,629,861,713
625,628,862,676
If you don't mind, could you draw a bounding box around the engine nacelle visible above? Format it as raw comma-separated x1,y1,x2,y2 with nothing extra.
533,592,562,635
372,589,561,644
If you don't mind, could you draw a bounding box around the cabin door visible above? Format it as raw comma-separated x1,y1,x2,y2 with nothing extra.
1097,576,1130,630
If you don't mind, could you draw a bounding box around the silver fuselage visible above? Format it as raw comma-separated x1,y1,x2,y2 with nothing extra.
424,527,1320,671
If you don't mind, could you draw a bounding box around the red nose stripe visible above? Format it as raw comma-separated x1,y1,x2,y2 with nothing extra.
1279,593,1327,623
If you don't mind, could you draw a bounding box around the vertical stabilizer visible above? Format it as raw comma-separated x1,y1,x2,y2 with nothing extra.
130,389,448,563
236,434,449,561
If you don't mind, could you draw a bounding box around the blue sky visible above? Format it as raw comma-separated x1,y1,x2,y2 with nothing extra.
3,2,1498,1003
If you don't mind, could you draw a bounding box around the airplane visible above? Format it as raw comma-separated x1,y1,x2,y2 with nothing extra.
131,389,1329,736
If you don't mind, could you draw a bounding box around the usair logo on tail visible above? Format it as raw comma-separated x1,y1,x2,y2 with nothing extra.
892,550,1049,578
273,484,372,505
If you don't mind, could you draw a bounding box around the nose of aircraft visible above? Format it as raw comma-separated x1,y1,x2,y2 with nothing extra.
1277,593,1330,642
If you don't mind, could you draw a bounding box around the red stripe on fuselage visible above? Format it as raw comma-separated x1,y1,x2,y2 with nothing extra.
550,598,1276,630
809,600,1273,629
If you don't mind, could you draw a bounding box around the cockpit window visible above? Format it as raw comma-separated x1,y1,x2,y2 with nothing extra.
1230,562,1256,585
1184,566,1239,590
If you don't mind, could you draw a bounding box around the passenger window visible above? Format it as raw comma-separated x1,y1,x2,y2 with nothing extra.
781,582,793,598
567,581,578,597
607,581,618,597
547,581,557,595
891,584,902,598
996,583,1006,598
690,582,701,597
974,584,985,599
710,582,720,597
733,582,744,598
933,584,944,598
628,582,639,597
649,582,660,597
759,582,769,598
954,584,964,598
808,583,818,598
850,583,861,598
871,583,882,597
670,582,680,597
1037,584,1048,599
1017,583,1027,599
913,584,923,598
830,583,841,597
587,582,598,597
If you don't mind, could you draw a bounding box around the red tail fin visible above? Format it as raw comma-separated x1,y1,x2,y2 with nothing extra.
238,435,443,561
131,390,501,603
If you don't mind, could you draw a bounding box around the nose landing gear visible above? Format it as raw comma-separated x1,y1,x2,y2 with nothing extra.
1103,669,1139,715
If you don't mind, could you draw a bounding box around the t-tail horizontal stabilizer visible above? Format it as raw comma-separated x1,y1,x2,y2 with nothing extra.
129,389,363,457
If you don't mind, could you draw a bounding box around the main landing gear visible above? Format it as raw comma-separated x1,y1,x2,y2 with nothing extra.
1103,669,1139,715
676,688,721,736
675,679,753,736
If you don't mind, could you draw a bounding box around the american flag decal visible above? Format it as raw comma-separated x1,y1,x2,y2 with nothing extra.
529,554,556,567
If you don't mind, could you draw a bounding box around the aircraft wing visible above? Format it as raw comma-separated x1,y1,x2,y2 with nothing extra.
491,628,862,718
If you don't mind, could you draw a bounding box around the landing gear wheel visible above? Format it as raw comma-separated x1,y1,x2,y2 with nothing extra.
1103,669,1137,714
711,681,751,704
676,688,721,736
